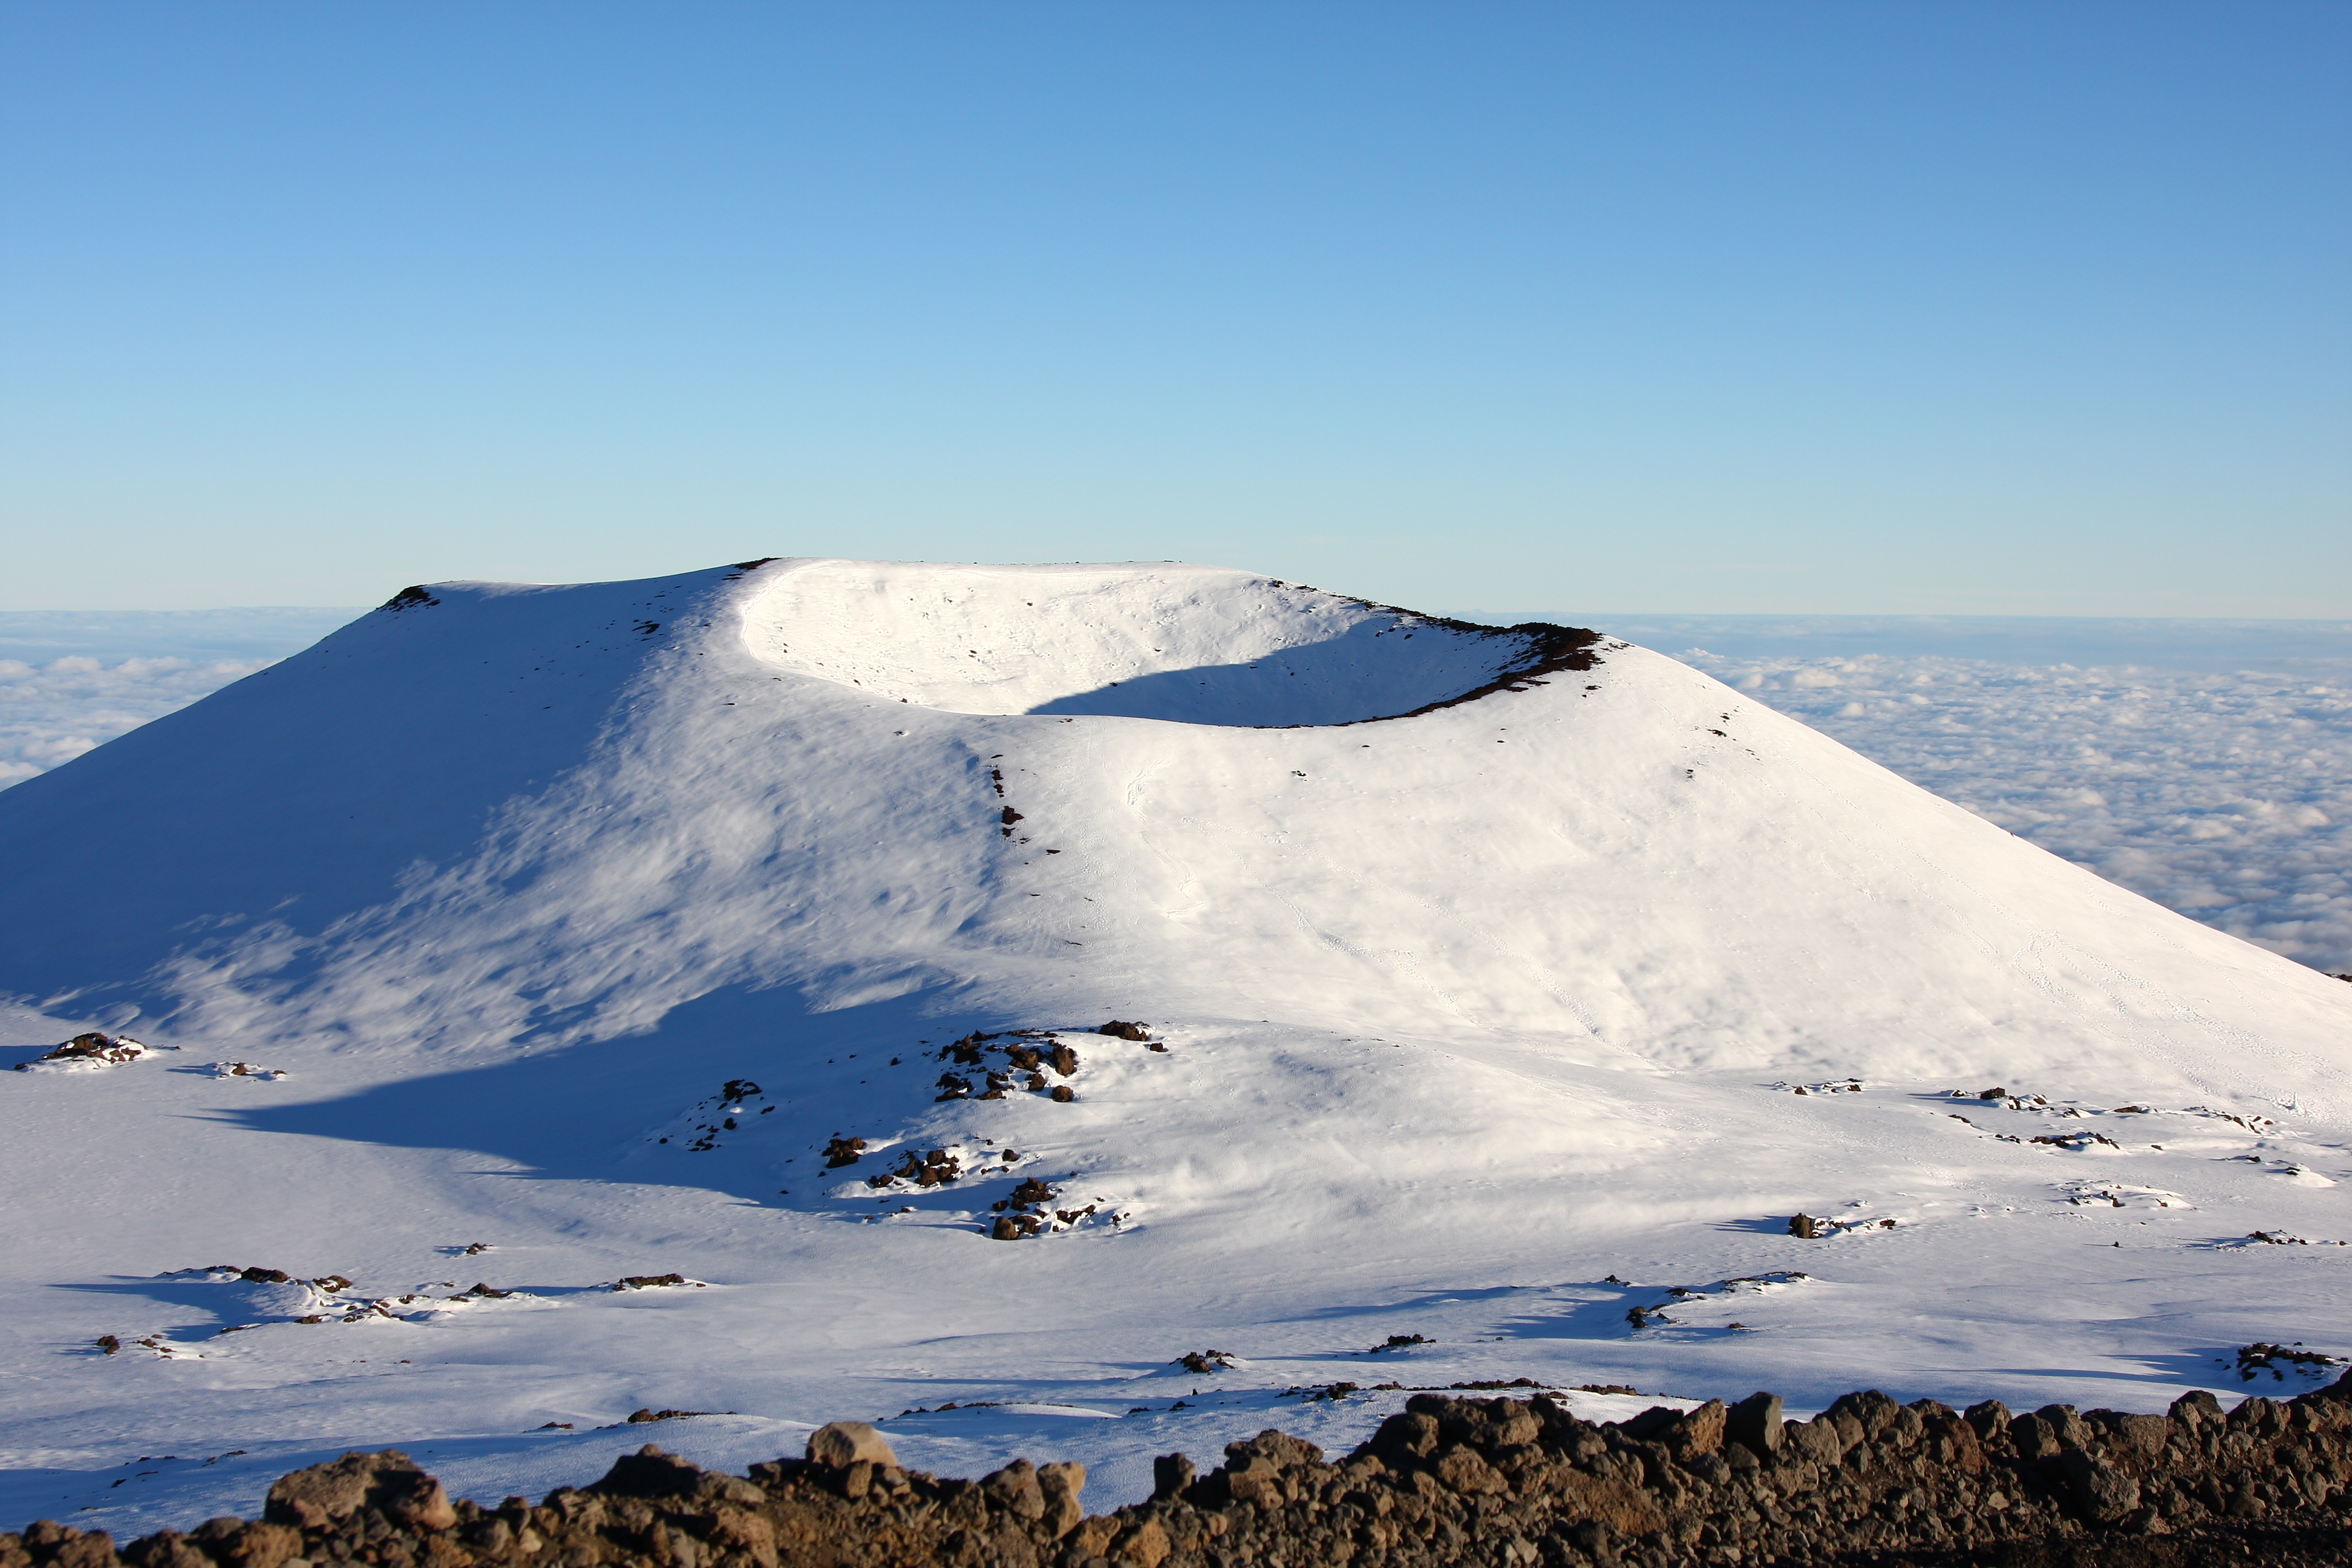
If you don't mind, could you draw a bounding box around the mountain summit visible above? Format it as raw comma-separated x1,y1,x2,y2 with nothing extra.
2,559,2346,1531
4,557,2336,1083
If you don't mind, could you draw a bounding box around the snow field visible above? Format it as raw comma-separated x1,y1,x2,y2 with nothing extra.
1679,646,2352,973
1,561,2347,1540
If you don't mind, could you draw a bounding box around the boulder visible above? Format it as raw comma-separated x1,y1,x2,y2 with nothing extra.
1618,1399,1725,1459
980,1459,1047,1521
592,1444,709,1498
1036,1461,1086,1537
2059,1448,2142,1524
805,1421,898,1469
189,1521,302,1568
1726,1392,1783,1457
1151,1453,1195,1500
264,1450,455,1532
1111,1517,1171,1568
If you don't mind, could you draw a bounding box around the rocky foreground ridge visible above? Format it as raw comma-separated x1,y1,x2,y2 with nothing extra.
11,1374,2352,1568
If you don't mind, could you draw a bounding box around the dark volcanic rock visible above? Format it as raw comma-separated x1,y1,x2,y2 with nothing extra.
18,1370,2352,1568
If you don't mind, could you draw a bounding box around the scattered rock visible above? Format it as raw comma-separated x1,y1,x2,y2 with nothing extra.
2237,1342,2341,1382
880,1148,965,1188
821,1135,867,1168
1098,1021,1150,1040
15,1033,147,1071
1175,1350,1238,1374
610,1274,699,1291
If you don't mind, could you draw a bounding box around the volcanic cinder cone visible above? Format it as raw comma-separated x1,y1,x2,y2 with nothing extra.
2,558,2347,1531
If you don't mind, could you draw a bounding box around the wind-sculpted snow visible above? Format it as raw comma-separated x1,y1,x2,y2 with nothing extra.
1,563,2348,1541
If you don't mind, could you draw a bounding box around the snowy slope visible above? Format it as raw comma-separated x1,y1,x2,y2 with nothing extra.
2,560,2347,1536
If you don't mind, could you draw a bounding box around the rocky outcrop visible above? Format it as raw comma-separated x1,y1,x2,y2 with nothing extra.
10,1373,2352,1568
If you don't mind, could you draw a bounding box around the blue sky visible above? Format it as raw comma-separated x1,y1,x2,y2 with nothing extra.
3,2,2345,614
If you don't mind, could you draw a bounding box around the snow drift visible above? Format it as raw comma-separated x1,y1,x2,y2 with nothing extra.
2,558,2348,1535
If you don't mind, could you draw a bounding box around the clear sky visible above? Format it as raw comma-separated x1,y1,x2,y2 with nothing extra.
3,2,2345,615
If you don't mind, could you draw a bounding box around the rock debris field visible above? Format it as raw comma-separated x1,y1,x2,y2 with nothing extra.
13,1373,2352,1568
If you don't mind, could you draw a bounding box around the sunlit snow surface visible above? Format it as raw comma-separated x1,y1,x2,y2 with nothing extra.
1482,613,2352,976
7,610,2347,969
1,583,2347,1540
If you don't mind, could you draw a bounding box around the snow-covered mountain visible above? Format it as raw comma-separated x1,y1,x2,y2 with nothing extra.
3,560,2347,1535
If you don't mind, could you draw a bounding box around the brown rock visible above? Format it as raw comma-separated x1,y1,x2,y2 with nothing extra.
2060,1448,2142,1524
1432,1446,1509,1495
264,1450,454,1532
1550,1470,1667,1539
805,1421,898,1469
1924,1414,1986,1473
705,1506,777,1568
1224,1459,1287,1506
1111,1517,1171,1568
122,1529,212,1568
1228,1429,1323,1470
1150,1453,1194,1500
1618,1399,1725,1459
215,1524,302,1568
1371,1410,1440,1461
1036,1461,1085,1537
981,1459,1047,1521
2103,1411,2173,1459
1065,1518,1119,1560
1726,1392,1783,1456
592,1444,708,1498
1782,1415,1843,1464
2170,1390,2223,1429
